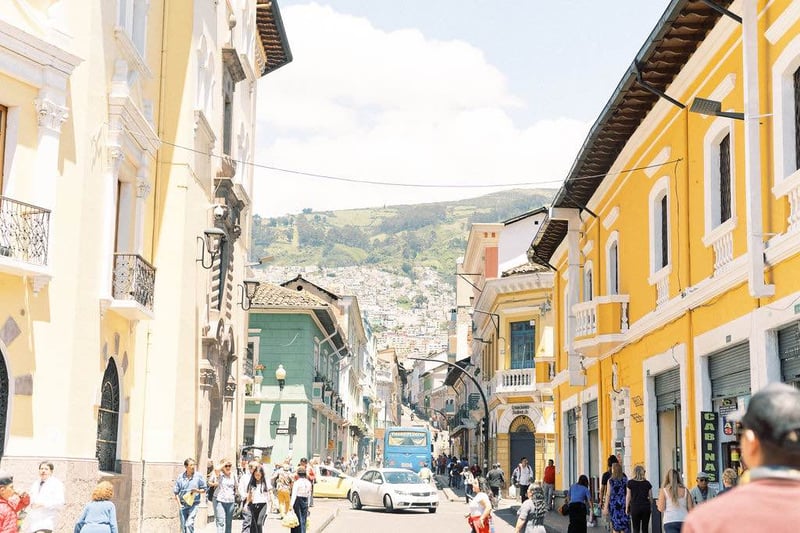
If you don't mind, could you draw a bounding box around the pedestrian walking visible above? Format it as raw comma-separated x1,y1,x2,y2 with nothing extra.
273,462,294,517
418,462,433,484
289,467,312,533
599,455,618,513
684,383,800,532
173,458,207,533
486,463,504,499
542,459,556,510
209,459,238,533
566,475,592,533
602,462,629,533
688,472,716,505
514,484,547,533
245,465,271,533
656,468,692,533
73,481,118,533
0,473,29,533
466,478,493,533
512,457,534,503
24,460,65,533
625,465,652,533
237,461,257,533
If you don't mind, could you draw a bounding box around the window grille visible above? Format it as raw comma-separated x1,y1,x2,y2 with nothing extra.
719,133,731,223
96,361,120,472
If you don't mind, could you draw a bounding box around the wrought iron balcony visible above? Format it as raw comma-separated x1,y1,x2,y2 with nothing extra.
111,253,156,319
0,196,50,266
242,357,254,379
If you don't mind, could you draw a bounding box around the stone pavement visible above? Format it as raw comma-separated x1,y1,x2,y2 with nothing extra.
198,496,342,533
434,475,573,533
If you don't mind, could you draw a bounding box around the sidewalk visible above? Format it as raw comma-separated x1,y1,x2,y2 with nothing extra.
434,475,570,533
198,497,341,533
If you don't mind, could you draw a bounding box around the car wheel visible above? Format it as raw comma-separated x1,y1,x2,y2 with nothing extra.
428,508,437,514
383,494,394,511
351,492,362,510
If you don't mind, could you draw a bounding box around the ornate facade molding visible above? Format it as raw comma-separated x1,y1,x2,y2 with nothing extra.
34,97,69,133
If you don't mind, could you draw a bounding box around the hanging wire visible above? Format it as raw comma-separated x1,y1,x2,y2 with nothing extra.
123,126,683,190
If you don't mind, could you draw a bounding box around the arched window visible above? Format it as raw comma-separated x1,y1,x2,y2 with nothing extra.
0,351,8,458
96,360,120,472
649,177,671,274
583,261,594,302
607,233,620,296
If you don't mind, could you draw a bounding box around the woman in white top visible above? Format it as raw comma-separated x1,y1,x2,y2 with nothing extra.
246,466,271,533
656,469,694,533
209,459,237,533
290,467,313,533
467,477,493,533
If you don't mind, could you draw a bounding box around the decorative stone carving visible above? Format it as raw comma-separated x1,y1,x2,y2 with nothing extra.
34,97,68,133
224,376,237,399
136,178,152,199
200,366,216,388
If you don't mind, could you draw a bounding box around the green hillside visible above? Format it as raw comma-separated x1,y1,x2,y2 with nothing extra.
251,188,555,280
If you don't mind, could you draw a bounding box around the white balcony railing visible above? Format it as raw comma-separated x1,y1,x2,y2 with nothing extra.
572,295,631,338
492,368,536,394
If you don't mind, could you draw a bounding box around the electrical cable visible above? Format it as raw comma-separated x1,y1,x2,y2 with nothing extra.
123,126,683,190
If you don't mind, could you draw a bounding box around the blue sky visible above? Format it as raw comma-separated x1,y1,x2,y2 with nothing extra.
253,1,671,217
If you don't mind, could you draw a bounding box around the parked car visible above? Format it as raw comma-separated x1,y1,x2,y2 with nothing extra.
313,466,354,499
350,468,438,513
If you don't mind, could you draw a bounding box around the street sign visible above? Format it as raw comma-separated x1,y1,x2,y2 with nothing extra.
276,428,289,435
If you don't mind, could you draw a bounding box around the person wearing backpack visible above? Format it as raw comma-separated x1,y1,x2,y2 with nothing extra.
515,484,547,533
512,457,534,503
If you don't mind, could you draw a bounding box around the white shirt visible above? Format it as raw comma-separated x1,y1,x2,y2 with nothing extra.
290,478,313,507
24,476,65,532
249,482,271,505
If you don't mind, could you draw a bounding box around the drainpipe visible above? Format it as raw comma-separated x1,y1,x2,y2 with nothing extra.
742,0,774,298
550,207,586,386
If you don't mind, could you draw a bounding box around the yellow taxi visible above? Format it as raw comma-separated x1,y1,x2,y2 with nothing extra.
312,465,355,499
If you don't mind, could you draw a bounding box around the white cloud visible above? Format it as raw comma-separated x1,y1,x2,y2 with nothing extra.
253,2,589,217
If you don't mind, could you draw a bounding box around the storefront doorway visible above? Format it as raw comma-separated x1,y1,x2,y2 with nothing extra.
509,416,535,475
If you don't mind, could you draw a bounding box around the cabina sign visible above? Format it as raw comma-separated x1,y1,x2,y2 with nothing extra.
701,411,718,482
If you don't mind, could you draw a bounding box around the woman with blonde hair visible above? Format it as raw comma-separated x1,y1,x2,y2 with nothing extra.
718,468,737,494
73,481,118,533
626,465,653,533
656,469,693,533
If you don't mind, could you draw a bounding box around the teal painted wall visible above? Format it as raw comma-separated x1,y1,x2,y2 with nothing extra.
246,311,342,463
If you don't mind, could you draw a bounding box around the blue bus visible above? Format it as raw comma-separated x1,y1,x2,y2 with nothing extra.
383,426,432,473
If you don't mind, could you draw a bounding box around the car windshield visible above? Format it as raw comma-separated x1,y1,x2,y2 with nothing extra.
384,471,423,484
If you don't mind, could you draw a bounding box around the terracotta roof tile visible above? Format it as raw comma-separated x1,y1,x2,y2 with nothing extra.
250,282,327,309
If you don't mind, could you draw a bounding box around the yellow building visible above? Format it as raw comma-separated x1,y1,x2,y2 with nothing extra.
456,211,556,480
530,0,800,497
0,1,289,531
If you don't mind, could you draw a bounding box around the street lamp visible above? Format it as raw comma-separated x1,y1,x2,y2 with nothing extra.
408,357,490,469
196,228,225,269
238,278,260,310
275,364,286,391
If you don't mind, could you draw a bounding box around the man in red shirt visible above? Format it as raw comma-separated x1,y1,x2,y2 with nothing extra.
684,383,800,533
543,459,556,510
0,474,29,533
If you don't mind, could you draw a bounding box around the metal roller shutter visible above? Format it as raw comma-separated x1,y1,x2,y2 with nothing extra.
586,400,599,431
709,342,750,399
655,368,681,412
778,323,800,383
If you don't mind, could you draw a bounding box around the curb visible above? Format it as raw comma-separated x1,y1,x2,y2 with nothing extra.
313,505,340,533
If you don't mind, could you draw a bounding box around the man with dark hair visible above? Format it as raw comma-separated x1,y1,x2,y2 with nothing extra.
173,458,207,533
26,460,65,533
512,457,533,503
684,383,800,532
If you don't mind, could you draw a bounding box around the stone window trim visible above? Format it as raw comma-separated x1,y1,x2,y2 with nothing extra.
702,117,737,240
583,260,594,302
606,231,620,296
648,176,672,278
772,33,800,200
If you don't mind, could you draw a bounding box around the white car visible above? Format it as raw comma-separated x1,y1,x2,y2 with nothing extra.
350,468,438,513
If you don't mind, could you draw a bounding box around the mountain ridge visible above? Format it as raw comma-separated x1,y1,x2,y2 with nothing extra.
251,187,556,280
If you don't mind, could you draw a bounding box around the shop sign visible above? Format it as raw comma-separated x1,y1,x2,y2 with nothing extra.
511,405,529,415
701,411,718,482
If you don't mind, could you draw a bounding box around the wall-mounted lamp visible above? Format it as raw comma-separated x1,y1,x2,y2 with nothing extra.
239,278,260,310
275,364,286,391
539,297,552,317
197,228,226,269
470,309,500,339
689,97,744,120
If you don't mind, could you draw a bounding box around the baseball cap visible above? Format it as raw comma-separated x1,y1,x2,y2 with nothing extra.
0,473,12,486
736,383,800,448
696,472,709,480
